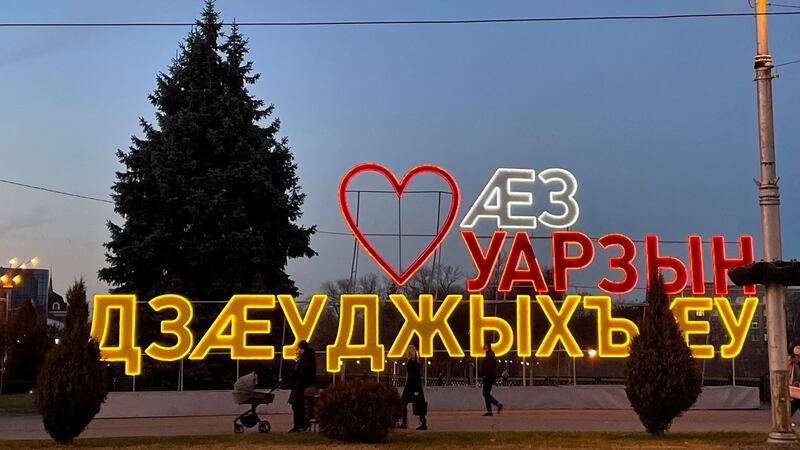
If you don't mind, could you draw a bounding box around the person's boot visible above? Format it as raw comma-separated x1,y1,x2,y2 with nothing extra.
416,416,427,430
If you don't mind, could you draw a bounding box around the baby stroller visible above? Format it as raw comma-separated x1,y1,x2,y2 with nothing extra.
232,372,275,433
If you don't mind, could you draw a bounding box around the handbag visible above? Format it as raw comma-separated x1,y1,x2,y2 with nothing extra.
412,392,428,416
789,357,800,399
790,386,800,400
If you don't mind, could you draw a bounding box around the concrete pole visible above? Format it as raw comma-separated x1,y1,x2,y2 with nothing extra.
752,0,796,444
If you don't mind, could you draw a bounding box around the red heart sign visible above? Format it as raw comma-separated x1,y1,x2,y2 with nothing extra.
338,163,461,286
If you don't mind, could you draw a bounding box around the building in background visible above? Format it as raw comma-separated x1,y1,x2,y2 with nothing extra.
678,284,800,378
47,280,67,329
0,267,51,324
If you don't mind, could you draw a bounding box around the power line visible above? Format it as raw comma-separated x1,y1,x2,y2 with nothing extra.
0,178,113,204
0,177,743,245
316,230,739,245
768,2,800,9
775,58,800,67
0,11,799,28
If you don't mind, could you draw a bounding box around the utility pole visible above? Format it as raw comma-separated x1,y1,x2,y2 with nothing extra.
752,1,796,444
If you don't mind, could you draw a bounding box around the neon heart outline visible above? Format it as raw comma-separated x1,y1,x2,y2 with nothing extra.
338,162,461,286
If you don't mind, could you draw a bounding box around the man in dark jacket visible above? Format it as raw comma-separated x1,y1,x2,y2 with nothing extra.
282,340,316,432
481,342,503,416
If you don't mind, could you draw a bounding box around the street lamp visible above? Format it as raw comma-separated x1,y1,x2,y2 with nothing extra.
1,256,39,292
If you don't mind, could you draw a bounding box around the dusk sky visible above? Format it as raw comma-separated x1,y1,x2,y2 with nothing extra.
1,0,799,301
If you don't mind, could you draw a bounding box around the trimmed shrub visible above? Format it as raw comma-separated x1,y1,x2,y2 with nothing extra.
316,379,403,442
624,274,702,436
36,279,109,443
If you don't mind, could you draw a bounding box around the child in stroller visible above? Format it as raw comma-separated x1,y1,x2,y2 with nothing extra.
232,371,275,433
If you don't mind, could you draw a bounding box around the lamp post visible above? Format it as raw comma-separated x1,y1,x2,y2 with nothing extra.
749,1,796,444
0,256,40,395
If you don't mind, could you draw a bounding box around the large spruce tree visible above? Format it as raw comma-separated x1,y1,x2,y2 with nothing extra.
100,1,315,306
624,274,702,436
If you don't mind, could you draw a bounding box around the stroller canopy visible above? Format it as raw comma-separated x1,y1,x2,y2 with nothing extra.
232,372,257,404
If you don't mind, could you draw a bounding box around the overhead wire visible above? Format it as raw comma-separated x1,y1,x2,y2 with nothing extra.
0,177,743,245
0,11,799,28
768,2,800,9
775,58,800,67
0,178,113,204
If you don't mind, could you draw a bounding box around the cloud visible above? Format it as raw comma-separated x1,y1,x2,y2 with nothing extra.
0,30,89,69
0,205,48,234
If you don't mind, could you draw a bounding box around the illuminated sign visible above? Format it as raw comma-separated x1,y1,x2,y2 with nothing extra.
339,163,460,286
91,163,760,375
460,167,579,229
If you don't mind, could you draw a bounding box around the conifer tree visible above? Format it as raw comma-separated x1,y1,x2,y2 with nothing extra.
624,274,702,436
99,0,315,312
36,279,108,443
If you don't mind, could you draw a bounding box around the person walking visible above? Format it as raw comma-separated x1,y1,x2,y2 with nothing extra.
282,340,316,433
481,342,503,416
400,345,427,430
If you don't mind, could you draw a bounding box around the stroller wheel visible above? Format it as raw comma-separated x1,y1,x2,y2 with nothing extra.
258,420,271,433
234,423,244,434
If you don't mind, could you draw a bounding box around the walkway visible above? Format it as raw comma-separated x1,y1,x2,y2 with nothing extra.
0,409,773,441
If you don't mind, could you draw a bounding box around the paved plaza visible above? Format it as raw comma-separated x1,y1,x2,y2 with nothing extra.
0,409,775,441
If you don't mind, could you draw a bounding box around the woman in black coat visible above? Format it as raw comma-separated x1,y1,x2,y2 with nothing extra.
283,340,316,432
481,342,503,416
400,345,427,430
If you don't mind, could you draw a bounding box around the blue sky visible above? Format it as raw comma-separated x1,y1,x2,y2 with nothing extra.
0,1,798,300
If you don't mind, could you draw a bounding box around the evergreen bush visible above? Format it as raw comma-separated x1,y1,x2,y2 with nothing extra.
624,274,702,435
316,379,403,442
36,279,109,443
